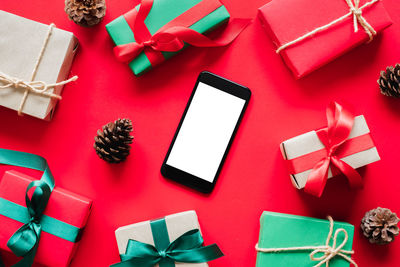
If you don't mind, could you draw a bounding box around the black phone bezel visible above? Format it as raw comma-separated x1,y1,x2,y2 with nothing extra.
161,71,251,193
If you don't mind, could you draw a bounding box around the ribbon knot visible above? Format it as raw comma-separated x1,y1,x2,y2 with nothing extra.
303,102,363,197
158,250,167,258
255,216,357,267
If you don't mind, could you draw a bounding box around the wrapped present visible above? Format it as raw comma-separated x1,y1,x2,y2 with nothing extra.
106,0,250,76
0,149,92,267
112,210,223,266
256,211,356,267
280,102,380,197
258,0,393,78
0,10,78,120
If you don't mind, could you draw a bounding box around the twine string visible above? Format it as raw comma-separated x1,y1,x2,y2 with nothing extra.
0,23,78,116
276,0,379,53
255,216,358,267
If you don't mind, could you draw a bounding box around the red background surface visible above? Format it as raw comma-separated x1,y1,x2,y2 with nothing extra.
0,0,399,266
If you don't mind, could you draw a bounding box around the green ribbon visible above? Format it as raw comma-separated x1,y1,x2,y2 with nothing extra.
0,148,79,267
110,218,224,267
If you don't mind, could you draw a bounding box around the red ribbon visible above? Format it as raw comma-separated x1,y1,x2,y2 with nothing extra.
303,102,364,197
113,0,251,65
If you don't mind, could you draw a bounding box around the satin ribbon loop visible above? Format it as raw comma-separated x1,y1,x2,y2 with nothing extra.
111,229,223,267
304,102,363,197
0,148,56,267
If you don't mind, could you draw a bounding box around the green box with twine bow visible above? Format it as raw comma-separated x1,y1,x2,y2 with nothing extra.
112,210,223,266
256,212,355,267
105,0,230,76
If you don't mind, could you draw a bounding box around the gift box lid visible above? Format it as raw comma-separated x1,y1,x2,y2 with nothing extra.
258,0,392,78
0,10,78,119
0,170,92,267
256,211,354,267
106,0,230,76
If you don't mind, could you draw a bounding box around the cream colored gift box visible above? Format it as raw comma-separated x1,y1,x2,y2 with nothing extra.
280,115,380,189
0,10,78,120
115,210,208,267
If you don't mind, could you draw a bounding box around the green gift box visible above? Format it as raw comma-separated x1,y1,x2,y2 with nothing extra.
256,212,356,267
106,0,230,76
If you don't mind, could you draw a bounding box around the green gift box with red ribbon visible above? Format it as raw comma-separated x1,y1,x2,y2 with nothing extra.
106,0,249,76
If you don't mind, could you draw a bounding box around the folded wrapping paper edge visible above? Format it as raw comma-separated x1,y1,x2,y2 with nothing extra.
105,0,230,76
280,115,381,189
257,0,393,78
115,210,208,267
44,34,79,121
0,10,79,120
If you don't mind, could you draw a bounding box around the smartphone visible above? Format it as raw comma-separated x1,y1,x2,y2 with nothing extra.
161,71,251,193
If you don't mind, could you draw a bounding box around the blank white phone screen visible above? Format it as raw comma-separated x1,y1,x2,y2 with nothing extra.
166,82,246,183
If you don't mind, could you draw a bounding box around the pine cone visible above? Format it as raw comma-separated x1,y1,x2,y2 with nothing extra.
361,207,399,245
65,0,106,27
378,63,400,97
94,118,133,163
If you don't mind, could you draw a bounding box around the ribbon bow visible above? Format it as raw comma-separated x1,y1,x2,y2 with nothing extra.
255,216,357,267
346,0,377,41
113,0,250,64
304,102,363,197
0,149,55,267
111,229,224,267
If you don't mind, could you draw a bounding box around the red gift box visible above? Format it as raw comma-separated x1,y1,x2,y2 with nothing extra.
258,0,393,78
0,171,92,267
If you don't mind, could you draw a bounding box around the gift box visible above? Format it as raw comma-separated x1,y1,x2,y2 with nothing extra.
113,210,223,267
258,0,393,78
0,170,92,267
256,211,355,267
281,114,380,192
106,0,230,76
0,10,78,120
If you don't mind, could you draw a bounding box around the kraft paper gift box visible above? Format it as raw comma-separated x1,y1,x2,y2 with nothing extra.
106,0,230,76
256,211,355,267
0,10,78,120
0,171,92,267
280,115,380,190
114,210,223,267
258,0,393,78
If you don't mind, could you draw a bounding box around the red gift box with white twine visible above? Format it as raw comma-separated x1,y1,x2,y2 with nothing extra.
258,0,392,78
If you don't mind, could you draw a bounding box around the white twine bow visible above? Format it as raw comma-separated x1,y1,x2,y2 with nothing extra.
255,216,358,267
0,23,78,116
276,0,380,53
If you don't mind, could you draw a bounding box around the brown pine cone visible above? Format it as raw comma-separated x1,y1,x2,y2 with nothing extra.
378,63,400,97
361,207,399,245
65,0,106,27
94,118,133,163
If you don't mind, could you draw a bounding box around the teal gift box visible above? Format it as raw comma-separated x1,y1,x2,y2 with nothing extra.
105,0,230,76
256,212,356,267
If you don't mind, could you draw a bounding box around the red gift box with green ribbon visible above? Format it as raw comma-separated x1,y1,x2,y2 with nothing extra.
106,0,250,76
0,149,92,267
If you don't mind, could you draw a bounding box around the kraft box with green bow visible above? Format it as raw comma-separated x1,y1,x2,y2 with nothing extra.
111,210,224,266
256,212,356,267
0,149,92,267
106,0,250,76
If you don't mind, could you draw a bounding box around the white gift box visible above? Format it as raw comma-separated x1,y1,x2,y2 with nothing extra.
280,115,380,189
115,210,208,267
0,10,78,120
